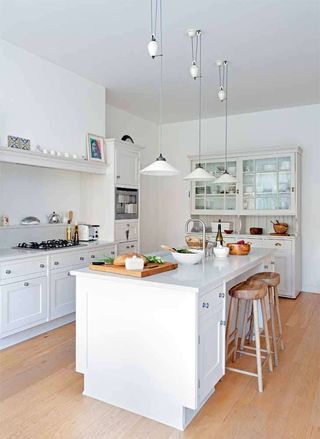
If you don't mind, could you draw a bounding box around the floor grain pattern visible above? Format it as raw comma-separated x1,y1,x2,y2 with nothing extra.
0,293,319,439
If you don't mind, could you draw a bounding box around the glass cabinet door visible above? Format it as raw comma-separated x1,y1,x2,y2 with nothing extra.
192,160,237,213
242,156,293,212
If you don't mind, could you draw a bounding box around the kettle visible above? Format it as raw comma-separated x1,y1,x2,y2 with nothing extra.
48,211,62,224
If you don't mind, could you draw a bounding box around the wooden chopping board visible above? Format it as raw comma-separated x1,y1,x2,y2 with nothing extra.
89,261,178,278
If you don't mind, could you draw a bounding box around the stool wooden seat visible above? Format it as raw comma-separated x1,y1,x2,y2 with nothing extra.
226,280,273,393
248,272,284,367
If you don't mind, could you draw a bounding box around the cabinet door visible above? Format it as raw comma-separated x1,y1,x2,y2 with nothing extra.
50,268,78,320
198,294,225,403
273,251,292,297
117,241,138,254
0,277,47,336
116,149,139,187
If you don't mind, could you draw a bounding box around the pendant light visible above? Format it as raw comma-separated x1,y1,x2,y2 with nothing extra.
184,30,215,181
214,60,237,184
147,0,159,58
141,0,179,176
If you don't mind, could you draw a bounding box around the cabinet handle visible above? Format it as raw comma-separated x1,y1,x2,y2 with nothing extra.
291,187,295,193
5,269,11,274
68,272,71,276
202,302,209,308
218,293,225,298
131,245,135,248
24,282,29,287
40,264,45,268
54,261,59,265
111,251,115,255
80,256,85,261
271,261,275,265
126,245,130,249
275,243,282,247
91,255,95,259
117,175,120,179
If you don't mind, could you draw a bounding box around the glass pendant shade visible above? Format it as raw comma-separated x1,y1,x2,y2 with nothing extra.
190,62,199,79
184,164,215,181
140,154,180,176
218,87,226,102
148,38,159,58
214,170,237,184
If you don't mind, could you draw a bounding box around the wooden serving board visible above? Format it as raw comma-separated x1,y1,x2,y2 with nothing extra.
89,261,178,278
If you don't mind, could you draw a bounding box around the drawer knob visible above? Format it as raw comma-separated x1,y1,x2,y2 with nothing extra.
54,261,59,265
111,251,115,255
218,293,225,298
275,243,282,247
68,271,71,276
202,302,209,308
5,269,11,274
91,255,95,259
80,256,85,261
24,282,29,287
40,264,45,268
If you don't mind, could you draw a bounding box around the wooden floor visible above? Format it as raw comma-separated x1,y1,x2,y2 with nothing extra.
0,293,320,439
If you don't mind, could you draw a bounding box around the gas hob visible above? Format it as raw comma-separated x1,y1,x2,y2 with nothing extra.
13,239,87,251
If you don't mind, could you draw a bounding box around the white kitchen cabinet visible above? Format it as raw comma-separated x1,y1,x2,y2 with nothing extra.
88,246,116,261
117,241,138,254
189,147,301,216
115,221,139,243
50,267,79,320
116,148,139,188
0,276,47,337
198,287,225,403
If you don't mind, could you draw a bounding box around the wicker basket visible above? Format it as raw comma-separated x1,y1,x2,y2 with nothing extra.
273,223,288,234
185,235,208,249
227,243,251,255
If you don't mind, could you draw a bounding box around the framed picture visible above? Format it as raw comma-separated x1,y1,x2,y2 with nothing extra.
87,133,105,162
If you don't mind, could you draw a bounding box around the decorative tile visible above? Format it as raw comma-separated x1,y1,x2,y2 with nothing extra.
8,135,20,149
19,137,31,150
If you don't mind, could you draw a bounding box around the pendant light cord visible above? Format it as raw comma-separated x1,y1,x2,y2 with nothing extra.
198,31,202,165
158,0,163,156
151,0,158,38
224,61,228,172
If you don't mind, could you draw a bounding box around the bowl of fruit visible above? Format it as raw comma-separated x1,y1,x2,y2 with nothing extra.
227,240,251,255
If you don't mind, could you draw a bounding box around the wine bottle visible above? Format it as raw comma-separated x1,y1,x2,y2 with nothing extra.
215,219,223,246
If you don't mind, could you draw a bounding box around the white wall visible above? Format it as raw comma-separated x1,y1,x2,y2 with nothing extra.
0,39,105,229
106,104,159,253
160,104,320,293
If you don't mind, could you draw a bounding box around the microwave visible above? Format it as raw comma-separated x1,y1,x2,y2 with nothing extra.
115,187,139,220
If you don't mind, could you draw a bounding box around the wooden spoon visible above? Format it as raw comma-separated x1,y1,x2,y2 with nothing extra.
161,244,177,253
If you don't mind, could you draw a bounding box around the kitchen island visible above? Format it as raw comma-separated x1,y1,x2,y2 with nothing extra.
71,248,273,430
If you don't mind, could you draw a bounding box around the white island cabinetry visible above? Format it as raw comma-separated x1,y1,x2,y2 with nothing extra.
73,248,272,430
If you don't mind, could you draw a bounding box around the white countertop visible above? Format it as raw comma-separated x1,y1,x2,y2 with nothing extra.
0,241,115,262
71,248,273,293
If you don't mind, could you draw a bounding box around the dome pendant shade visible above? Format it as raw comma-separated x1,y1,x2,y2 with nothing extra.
214,170,237,184
184,165,215,181
148,37,159,58
140,153,180,176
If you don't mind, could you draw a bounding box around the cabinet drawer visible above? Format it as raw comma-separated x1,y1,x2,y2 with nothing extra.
262,239,292,251
0,257,47,281
117,241,138,254
199,287,225,317
115,222,138,242
50,251,88,269
88,246,116,261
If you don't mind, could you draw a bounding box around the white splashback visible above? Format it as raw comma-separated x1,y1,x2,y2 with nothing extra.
0,224,69,248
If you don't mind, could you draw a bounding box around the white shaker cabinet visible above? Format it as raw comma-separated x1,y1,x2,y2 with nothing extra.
198,287,225,404
0,276,48,336
116,148,139,188
50,268,78,320
117,241,138,254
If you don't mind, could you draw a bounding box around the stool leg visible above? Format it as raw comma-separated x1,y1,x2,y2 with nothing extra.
261,296,273,373
226,297,236,359
253,300,263,393
248,302,254,344
239,300,249,354
274,286,285,350
233,299,241,362
269,285,279,366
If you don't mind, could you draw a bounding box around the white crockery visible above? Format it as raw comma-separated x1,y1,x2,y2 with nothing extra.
171,250,203,265
213,246,230,258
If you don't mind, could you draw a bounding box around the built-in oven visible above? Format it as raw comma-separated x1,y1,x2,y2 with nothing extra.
115,187,139,220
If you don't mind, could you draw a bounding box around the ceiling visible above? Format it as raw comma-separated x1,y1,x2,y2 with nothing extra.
0,0,319,123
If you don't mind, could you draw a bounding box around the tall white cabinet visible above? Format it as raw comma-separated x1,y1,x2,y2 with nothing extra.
188,147,302,299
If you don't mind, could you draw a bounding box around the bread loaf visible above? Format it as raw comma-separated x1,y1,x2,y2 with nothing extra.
113,253,147,266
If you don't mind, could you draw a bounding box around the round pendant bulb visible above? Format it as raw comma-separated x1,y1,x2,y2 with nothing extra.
218,87,226,102
190,62,199,79
147,38,159,58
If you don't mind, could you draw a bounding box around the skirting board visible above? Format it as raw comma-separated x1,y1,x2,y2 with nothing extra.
0,313,75,350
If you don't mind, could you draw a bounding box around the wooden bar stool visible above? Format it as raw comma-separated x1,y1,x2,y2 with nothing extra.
226,279,273,393
248,272,284,367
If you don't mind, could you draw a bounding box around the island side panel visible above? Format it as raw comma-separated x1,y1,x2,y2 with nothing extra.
76,277,198,420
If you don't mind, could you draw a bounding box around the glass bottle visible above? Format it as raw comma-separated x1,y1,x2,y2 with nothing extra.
215,219,224,247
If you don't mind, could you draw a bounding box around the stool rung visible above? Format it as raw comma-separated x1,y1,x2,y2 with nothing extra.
236,350,267,360
226,366,258,378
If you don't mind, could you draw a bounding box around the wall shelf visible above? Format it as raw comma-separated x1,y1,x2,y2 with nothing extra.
0,147,107,174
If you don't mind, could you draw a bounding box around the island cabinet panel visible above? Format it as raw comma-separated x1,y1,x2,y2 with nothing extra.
198,286,226,404
50,267,79,320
